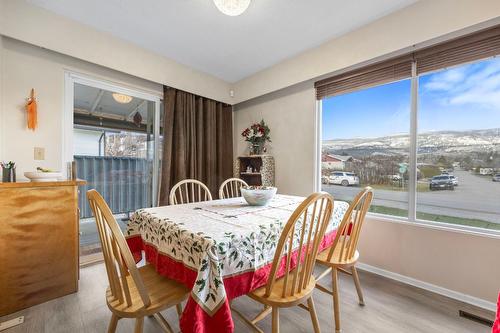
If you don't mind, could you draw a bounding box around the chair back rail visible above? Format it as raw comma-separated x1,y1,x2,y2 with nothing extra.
265,192,334,298
169,179,213,205
327,187,373,263
87,189,151,308
219,178,249,199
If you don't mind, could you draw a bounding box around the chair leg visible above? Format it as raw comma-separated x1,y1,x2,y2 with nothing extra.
351,266,365,306
153,313,174,333
332,268,341,333
176,303,183,320
271,307,279,333
134,317,144,333
107,314,119,333
307,297,321,333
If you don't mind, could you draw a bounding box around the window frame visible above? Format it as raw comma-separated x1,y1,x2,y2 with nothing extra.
315,59,500,239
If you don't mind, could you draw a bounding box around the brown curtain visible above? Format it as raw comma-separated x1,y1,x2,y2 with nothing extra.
159,86,233,205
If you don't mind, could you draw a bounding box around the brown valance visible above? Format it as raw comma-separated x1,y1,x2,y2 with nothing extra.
315,55,412,99
315,24,500,100
415,25,500,75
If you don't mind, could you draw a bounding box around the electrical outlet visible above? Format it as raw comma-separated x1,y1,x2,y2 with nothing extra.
34,147,45,160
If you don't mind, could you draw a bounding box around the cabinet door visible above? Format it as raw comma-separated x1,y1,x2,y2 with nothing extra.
0,185,78,316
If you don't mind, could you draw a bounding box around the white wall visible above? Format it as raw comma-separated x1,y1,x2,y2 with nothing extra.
234,83,316,196
0,0,232,104
232,0,500,103
0,37,162,179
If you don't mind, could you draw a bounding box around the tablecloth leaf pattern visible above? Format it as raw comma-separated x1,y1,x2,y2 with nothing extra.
126,195,349,315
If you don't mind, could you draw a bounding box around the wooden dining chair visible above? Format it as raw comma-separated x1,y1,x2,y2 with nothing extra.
87,190,189,333
169,179,213,205
232,192,334,333
218,177,249,199
314,187,373,333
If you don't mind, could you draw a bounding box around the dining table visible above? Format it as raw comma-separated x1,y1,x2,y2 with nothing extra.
126,194,349,333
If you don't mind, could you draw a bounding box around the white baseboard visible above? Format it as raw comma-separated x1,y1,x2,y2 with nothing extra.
356,263,497,312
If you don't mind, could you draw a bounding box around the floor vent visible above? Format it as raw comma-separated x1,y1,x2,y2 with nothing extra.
459,310,494,327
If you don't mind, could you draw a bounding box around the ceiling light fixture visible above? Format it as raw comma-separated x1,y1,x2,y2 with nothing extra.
213,0,251,16
112,93,133,104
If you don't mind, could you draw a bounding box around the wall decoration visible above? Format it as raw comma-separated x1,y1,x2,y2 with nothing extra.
25,89,38,131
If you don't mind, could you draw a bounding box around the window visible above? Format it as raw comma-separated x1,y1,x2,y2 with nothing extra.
321,79,411,219
417,58,500,230
317,24,500,232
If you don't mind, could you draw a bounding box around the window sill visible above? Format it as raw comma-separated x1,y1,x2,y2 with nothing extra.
366,212,500,240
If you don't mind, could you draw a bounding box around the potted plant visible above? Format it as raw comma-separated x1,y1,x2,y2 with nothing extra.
241,120,271,155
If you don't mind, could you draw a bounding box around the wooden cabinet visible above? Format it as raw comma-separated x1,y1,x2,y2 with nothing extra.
0,180,85,316
235,155,275,186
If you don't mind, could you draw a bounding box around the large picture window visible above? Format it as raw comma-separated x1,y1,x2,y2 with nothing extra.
320,56,500,232
417,58,500,230
321,79,411,218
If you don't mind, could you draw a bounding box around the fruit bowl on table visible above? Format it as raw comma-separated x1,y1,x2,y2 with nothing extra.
241,186,277,206
24,170,62,182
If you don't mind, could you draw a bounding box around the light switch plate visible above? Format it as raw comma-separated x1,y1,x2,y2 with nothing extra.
34,147,45,160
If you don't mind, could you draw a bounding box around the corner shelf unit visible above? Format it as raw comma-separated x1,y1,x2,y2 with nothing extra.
235,155,275,187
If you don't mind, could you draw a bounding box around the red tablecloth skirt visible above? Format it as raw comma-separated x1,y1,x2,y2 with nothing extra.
126,230,337,333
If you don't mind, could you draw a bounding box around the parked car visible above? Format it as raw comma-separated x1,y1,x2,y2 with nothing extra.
493,174,500,182
329,172,360,186
429,175,455,191
390,174,402,181
449,175,458,186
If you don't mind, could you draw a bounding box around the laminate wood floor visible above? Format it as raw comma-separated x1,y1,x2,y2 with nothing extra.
0,263,493,333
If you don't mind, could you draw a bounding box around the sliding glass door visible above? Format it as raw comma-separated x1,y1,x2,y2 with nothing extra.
67,74,162,263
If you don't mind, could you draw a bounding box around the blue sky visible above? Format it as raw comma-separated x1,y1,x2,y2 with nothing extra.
322,57,500,140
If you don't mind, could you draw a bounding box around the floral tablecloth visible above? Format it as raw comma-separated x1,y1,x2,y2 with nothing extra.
126,194,348,333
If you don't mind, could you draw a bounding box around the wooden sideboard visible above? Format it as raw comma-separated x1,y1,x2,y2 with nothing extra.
0,180,85,316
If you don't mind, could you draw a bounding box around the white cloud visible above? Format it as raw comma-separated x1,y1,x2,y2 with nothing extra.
424,66,467,91
423,58,500,110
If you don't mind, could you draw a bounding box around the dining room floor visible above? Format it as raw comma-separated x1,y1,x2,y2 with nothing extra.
0,263,493,333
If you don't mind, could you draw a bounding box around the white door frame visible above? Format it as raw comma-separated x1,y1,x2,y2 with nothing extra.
63,71,162,206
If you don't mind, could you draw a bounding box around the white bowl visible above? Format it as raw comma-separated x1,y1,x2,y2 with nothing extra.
241,186,277,206
24,171,62,182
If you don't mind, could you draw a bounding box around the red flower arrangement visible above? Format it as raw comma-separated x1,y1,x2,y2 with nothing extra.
241,120,271,145
241,120,271,155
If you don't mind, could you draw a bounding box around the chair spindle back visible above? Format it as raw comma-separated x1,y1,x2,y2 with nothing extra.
265,192,334,299
219,178,249,199
327,187,373,263
169,179,213,205
87,189,151,308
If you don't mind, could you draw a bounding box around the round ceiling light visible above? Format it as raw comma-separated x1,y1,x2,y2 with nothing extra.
112,93,133,104
213,0,251,16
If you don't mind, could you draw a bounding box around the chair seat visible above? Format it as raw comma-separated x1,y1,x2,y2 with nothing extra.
106,264,189,318
316,246,359,267
249,274,317,308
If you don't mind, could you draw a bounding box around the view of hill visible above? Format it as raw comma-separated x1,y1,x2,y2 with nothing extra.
323,128,500,158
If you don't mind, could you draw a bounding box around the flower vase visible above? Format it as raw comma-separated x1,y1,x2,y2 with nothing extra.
250,144,263,155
